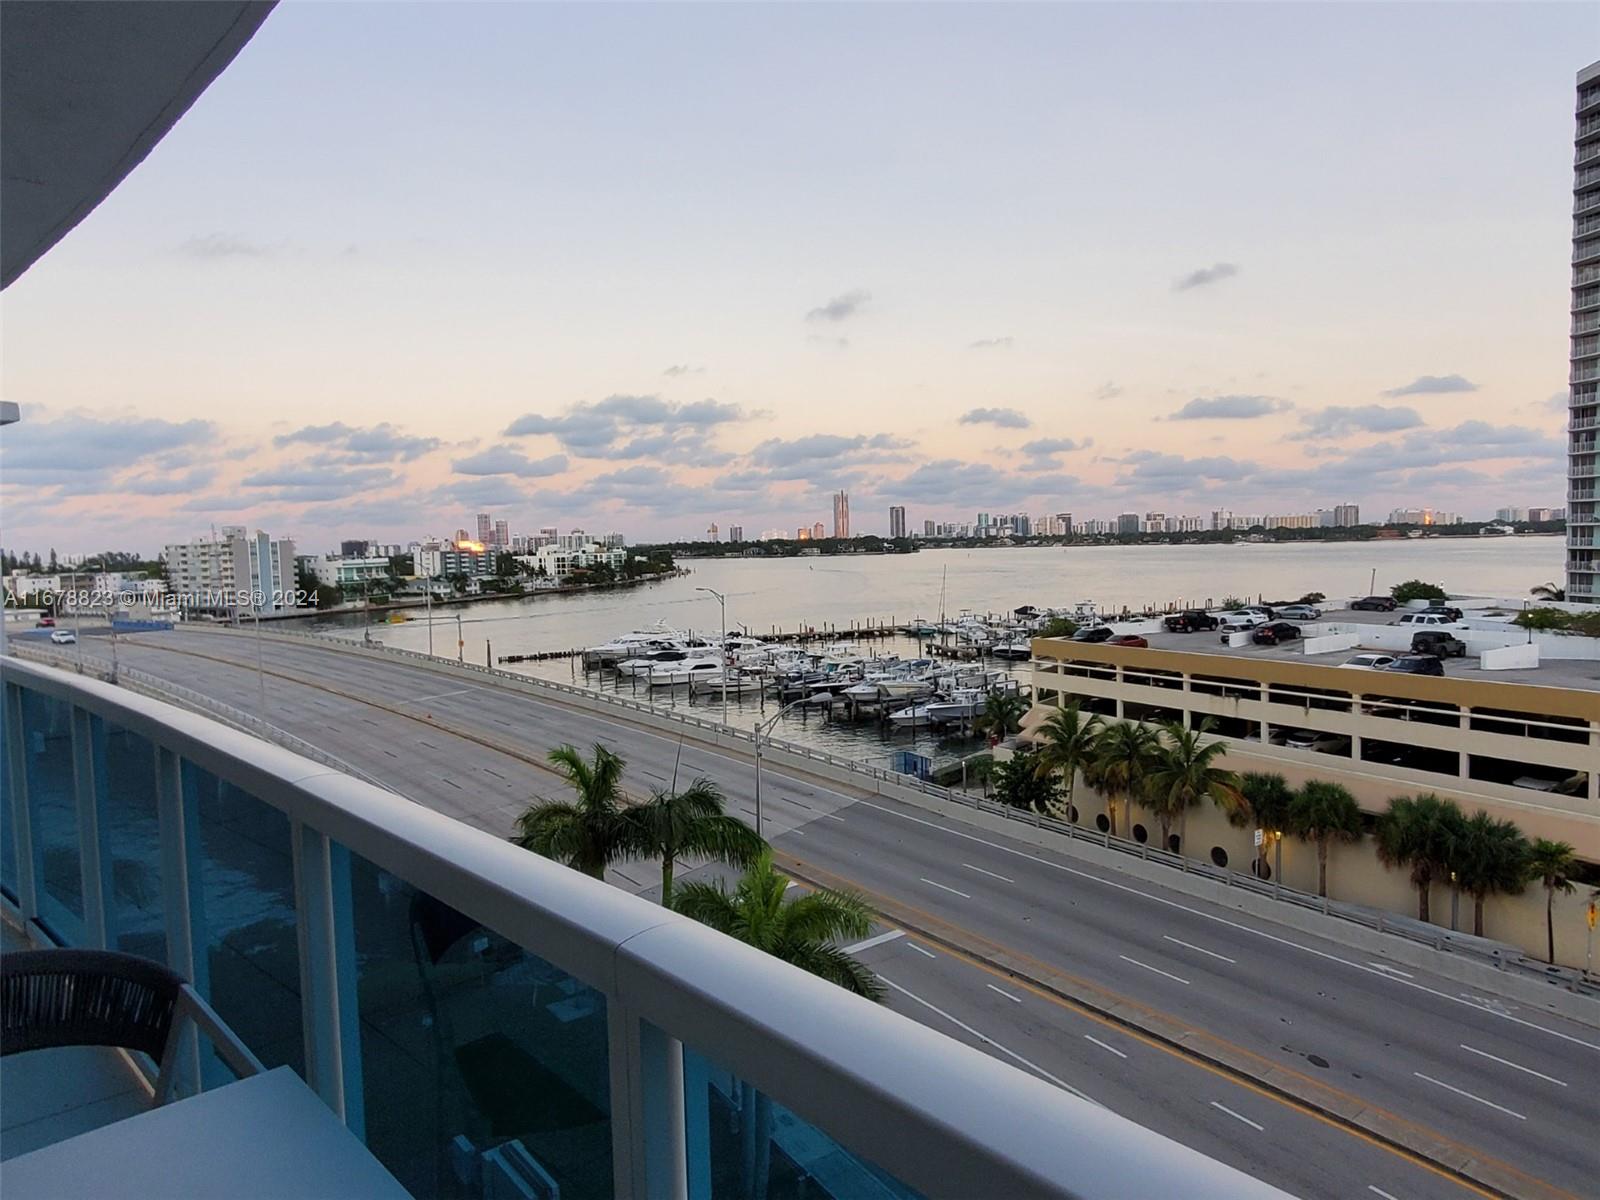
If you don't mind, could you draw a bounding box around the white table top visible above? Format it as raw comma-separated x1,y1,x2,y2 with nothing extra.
0,1066,411,1199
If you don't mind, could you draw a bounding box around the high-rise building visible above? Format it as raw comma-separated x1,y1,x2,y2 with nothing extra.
923,519,936,536
833,490,850,539
706,523,720,542
164,526,297,614
1334,504,1360,527
888,506,906,539
340,539,371,557
476,513,492,544
493,519,509,548
1117,513,1140,536
1012,514,1031,537
728,525,744,543
1570,60,1600,602
813,521,827,540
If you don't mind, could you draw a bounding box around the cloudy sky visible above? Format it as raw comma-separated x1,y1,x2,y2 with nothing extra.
1,2,1593,553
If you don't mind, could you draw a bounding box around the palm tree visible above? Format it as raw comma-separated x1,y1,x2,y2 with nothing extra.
1374,793,1465,923
1031,702,1103,820
1453,811,1530,937
512,743,633,878
974,692,1027,742
1530,581,1566,601
1241,772,1294,881
673,853,884,999
1091,720,1161,839
1143,721,1245,853
1525,839,1577,964
628,777,766,907
1286,781,1363,898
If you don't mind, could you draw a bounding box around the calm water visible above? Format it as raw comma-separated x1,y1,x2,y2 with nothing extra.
311,537,1562,771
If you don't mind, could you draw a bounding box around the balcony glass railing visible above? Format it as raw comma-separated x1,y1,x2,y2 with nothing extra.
1578,241,1600,266
1579,143,1600,166
0,657,1272,1200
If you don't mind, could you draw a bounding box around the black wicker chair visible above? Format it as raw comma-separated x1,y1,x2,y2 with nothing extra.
1,948,263,1105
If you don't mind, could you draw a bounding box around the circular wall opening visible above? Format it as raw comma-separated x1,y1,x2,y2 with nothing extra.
1210,846,1229,869
1167,834,1181,854
1132,824,1148,844
1068,805,1080,824
1095,813,1110,833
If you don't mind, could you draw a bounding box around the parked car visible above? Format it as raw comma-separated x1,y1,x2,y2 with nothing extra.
36,615,55,627
1163,610,1219,633
48,629,77,645
1381,654,1445,677
1070,625,1114,643
1394,612,1459,628
1350,596,1397,611
1251,621,1302,646
1242,605,1276,620
1410,631,1466,658
1276,604,1322,620
1338,653,1397,670
1105,634,1149,648
1218,613,1265,639
1418,605,1464,622
1284,729,1351,753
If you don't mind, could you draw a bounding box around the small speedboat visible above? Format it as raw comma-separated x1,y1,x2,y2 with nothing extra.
887,702,934,728
690,671,764,696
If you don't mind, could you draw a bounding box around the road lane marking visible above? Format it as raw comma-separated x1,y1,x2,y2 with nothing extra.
961,862,1016,883
986,983,1022,1003
1163,935,1236,963
1368,962,1413,979
1367,1186,1400,1200
823,812,848,822
852,800,1600,1053
1209,1101,1264,1131
907,943,937,958
1458,1044,1567,1087
405,687,478,704
877,975,1097,1105
1119,955,1189,985
1084,1035,1127,1059
843,929,904,954
1412,1073,1526,1120
919,877,972,899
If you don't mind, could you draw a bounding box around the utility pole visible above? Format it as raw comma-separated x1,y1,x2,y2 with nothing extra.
253,609,265,713
696,586,729,726
425,583,433,656
456,612,464,663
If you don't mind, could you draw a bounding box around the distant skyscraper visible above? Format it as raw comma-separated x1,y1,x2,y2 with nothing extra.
833,490,851,539
728,525,744,543
493,519,509,548
888,506,906,539
813,520,827,540
707,522,719,542
476,513,492,544
923,519,936,536
1333,504,1360,527
1570,64,1600,601
1117,513,1140,536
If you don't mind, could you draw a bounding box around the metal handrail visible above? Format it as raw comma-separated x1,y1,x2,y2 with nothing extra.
0,654,1278,1200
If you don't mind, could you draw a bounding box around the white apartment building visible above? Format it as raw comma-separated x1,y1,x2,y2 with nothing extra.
163,526,297,613
299,554,391,588
1569,59,1600,602
415,541,495,579
521,543,628,579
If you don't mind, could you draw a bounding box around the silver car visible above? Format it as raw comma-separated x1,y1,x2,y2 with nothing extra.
1339,653,1395,669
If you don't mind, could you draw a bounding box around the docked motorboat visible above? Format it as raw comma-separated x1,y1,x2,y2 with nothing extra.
690,671,765,697
647,658,727,688
887,701,934,727
925,688,988,723
990,637,1032,660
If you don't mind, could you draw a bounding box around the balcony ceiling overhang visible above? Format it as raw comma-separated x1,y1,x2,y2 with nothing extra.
1,0,276,289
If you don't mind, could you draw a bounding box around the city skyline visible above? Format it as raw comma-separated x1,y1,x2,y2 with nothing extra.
1,5,1592,552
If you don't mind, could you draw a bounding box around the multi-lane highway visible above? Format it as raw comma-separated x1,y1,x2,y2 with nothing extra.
29,626,1600,1200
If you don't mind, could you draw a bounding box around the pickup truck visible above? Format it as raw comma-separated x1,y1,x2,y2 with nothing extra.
1162,610,1219,633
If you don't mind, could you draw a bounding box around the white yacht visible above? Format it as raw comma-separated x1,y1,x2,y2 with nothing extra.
647,658,727,688
925,688,989,723
690,670,765,697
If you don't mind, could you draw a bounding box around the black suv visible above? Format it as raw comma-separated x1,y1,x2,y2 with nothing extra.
1071,625,1114,643
1350,596,1397,611
1381,654,1445,677
1411,631,1466,658
1163,610,1219,633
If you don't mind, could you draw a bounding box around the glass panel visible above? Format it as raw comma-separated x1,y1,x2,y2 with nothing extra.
345,850,613,1200
19,687,83,942
1,686,17,902
97,718,165,962
187,762,304,1081
683,1045,925,1200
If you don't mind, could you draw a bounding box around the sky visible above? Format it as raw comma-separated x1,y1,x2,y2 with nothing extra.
2,2,1596,555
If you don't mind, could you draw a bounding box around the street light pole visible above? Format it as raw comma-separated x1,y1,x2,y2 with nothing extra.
456,612,464,663
696,586,729,726
425,583,433,656
753,696,812,841
253,608,265,713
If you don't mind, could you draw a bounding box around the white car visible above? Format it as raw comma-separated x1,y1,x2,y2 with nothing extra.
1339,653,1396,670
1394,612,1459,628
1285,729,1351,753
1217,613,1266,636
1277,604,1322,620
49,629,77,645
